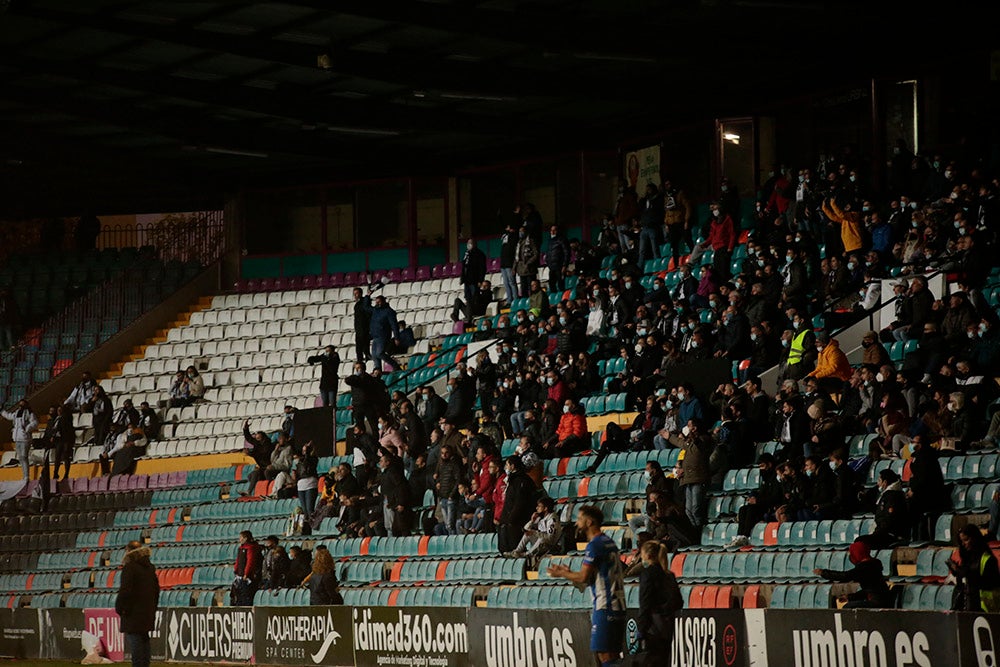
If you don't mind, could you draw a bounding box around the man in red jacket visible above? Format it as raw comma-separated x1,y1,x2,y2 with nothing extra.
232,530,263,606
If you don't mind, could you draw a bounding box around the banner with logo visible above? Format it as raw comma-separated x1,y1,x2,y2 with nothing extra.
624,145,660,192
468,608,590,667
164,607,254,662
84,608,125,662
747,609,958,667
625,609,747,667
253,606,354,666
352,606,469,667
956,612,1000,667
38,608,85,660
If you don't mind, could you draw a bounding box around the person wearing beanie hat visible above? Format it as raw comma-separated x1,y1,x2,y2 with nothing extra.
813,538,890,608
860,469,910,549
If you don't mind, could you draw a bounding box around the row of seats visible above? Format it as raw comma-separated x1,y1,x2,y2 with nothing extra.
669,549,891,583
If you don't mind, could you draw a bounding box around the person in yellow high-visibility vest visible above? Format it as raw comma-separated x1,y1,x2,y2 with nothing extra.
950,524,1000,612
779,310,816,381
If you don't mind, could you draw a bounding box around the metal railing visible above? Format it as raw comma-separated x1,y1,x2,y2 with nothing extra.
2,210,227,397
96,211,225,266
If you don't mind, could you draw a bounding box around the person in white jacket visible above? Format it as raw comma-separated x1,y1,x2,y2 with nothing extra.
2,399,38,480
505,496,563,560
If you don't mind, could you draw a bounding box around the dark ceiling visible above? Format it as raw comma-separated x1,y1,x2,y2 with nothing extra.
0,0,991,216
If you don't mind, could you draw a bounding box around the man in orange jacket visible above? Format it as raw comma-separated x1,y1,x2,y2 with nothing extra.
807,332,853,395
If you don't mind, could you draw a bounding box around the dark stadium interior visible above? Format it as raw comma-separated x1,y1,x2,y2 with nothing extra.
0,0,994,215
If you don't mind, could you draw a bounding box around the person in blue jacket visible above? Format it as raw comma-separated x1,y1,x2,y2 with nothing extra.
368,294,401,371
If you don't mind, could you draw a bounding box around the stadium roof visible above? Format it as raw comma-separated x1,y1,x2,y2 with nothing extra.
0,0,989,215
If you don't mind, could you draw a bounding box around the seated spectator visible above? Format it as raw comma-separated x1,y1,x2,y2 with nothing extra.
860,469,910,549
646,491,699,551
543,398,588,459
168,371,191,408
807,332,852,395
504,496,563,561
138,401,160,440
860,330,891,368
805,400,844,458
185,366,205,401
729,453,783,547
627,461,675,537
813,539,891,609
99,427,147,476
796,455,836,520
64,371,98,413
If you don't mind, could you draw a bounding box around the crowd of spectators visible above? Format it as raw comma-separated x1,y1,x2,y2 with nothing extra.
307,145,1000,561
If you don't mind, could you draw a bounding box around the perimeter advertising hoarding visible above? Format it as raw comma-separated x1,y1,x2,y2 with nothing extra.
747,609,959,667
0,608,40,659
468,608,591,667
351,605,470,667
624,608,747,667
253,606,354,666
956,612,1000,667
165,607,255,662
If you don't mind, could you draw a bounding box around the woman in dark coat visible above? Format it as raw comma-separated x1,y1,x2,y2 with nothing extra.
637,540,683,665
115,541,160,667
949,524,1000,612
306,547,343,605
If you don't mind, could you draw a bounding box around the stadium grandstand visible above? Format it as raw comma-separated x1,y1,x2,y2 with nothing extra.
0,1,998,666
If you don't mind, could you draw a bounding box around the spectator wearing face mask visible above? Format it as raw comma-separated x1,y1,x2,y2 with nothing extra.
543,398,588,459
806,332,852,394
860,469,910,549
345,362,389,434
514,225,540,299
677,418,712,529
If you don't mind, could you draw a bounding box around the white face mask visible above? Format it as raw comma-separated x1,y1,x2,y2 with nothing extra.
644,470,652,481
876,372,885,383
681,425,691,437
563,405,570,414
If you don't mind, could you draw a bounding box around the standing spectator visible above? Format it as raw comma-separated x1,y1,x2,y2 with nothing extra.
821,198,863,256
352,287,372,362
698,202,736,281
345,362,388,434
306,547,344,605
514,226,540,299
43,404,75,480
636,540,683,665
497,456,535,554
638,183,664,266
435,444,465,535
267,547,290,589
0,289,18,349
369,295,401,371
115,541,159,667
240,419,273,496
260,536,279,589
417,386,447,434
231,531,262,606
307,345,341,408
90,386,113,449
295,442,320,521
949,525,1000,612
517,203,543,248
499,222,518,306
546,505,627,667
546,225,570,293
460,238,488,307
662,178,694,266
285,547,311,588
75,213,101,250
378,448,412,537
907,434,946,540
1,399,37,481
678,418,712,529
64,371,98,413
